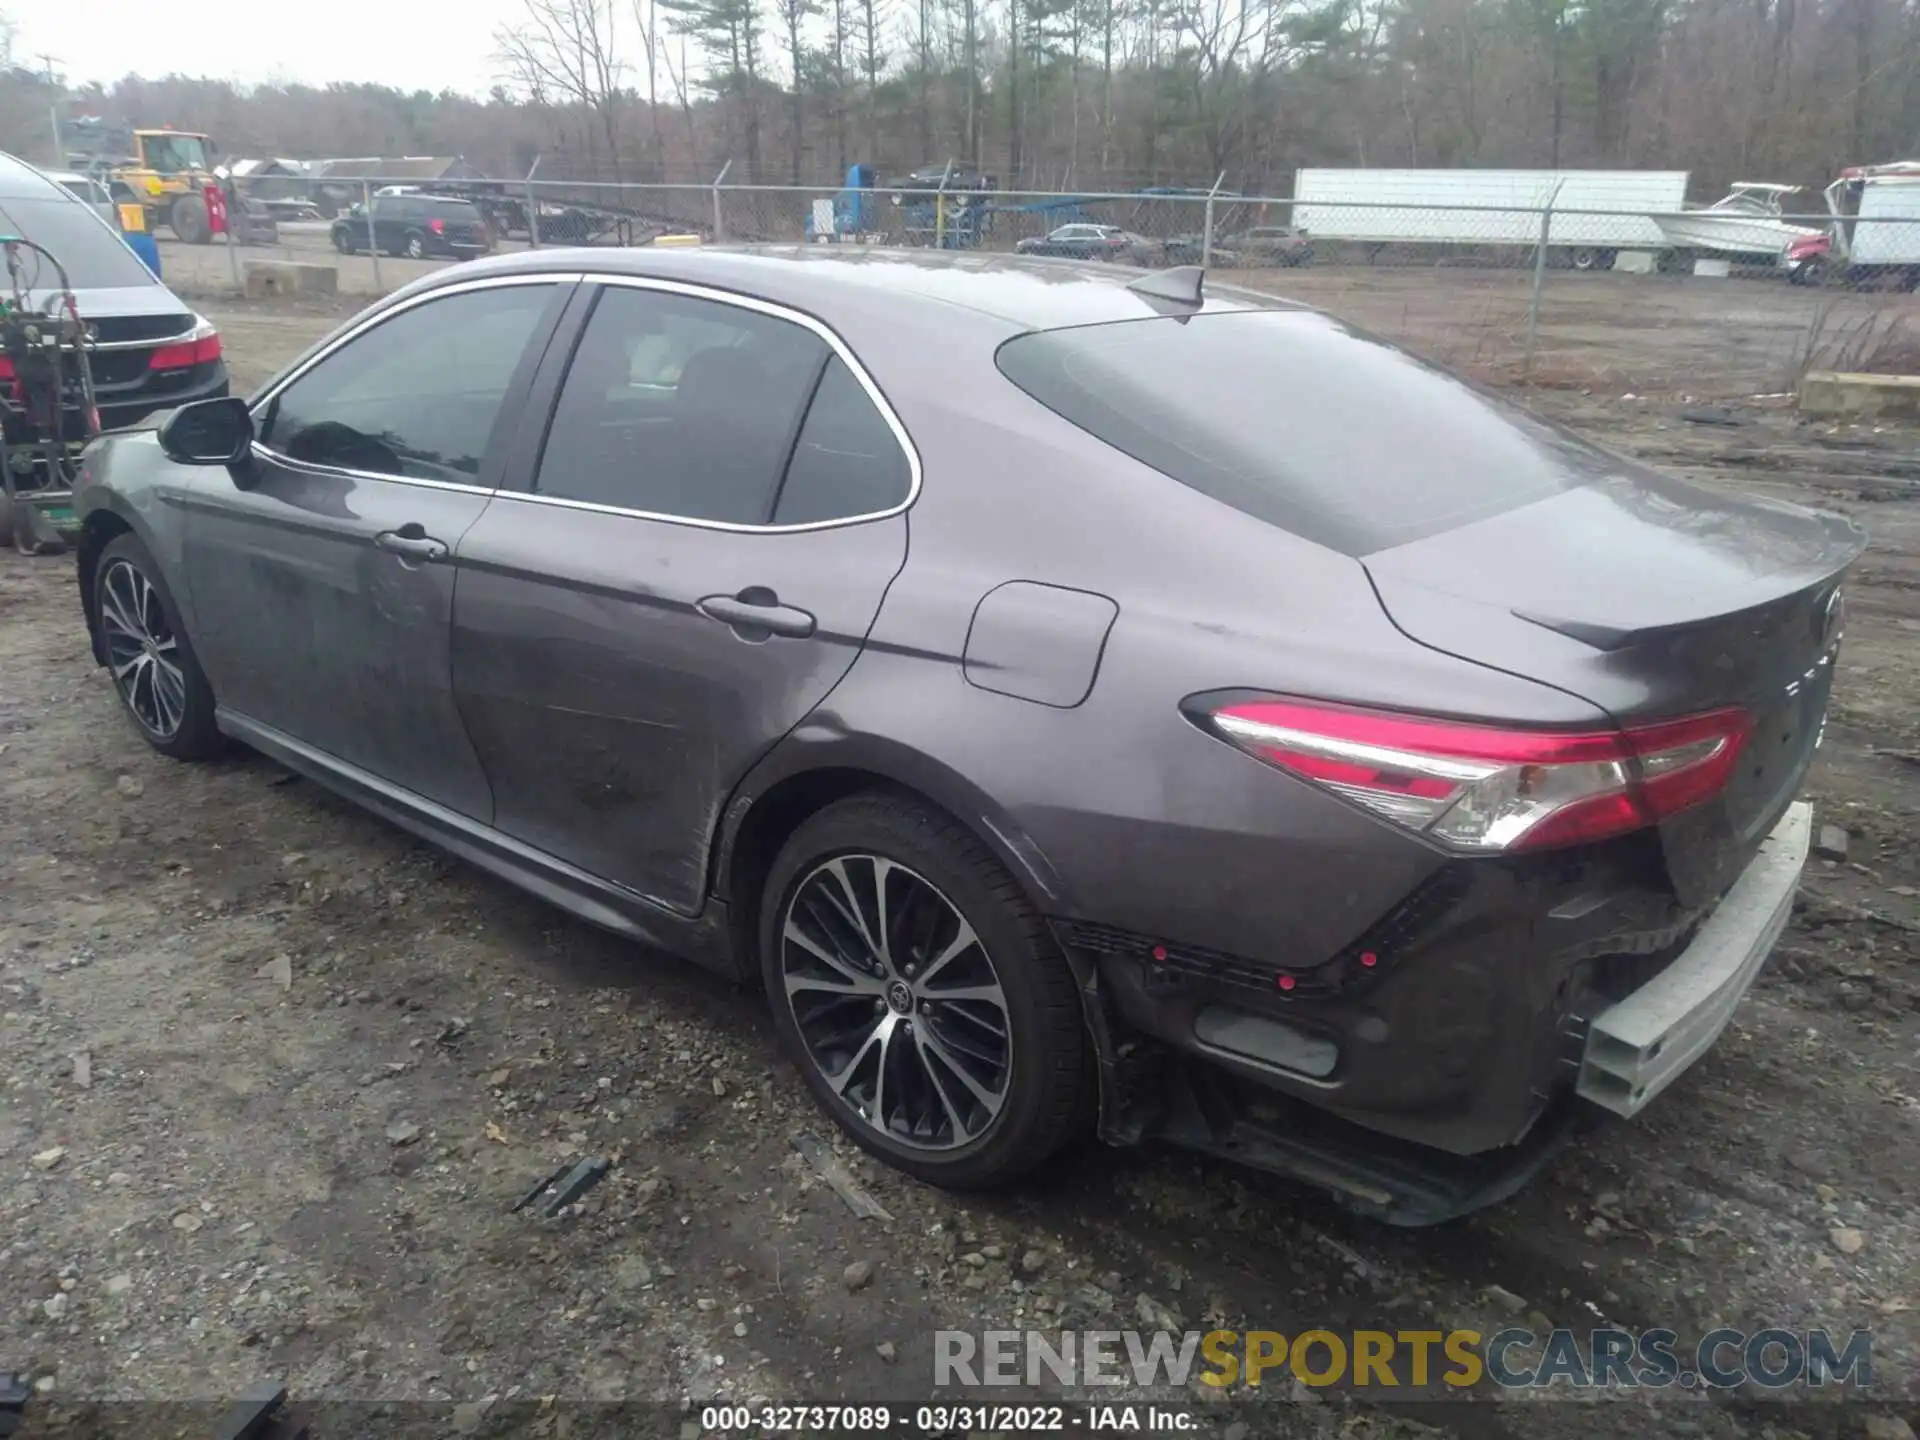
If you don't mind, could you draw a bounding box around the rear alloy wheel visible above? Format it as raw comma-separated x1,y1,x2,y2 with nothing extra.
333,227,356,254
95,534,224,760
404,231,427,260
761,795,1089,1189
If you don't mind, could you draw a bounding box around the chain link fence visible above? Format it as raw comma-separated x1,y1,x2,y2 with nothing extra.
211,174,1920,402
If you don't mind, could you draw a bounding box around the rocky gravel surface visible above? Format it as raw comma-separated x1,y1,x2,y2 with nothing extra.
0,297,1914,1438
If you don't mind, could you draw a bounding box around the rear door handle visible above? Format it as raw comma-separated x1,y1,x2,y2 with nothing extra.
375,527,449,563
697,589,817,640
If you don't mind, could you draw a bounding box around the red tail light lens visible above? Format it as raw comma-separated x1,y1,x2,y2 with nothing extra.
0,354,13,381
429,217,446,235
1206,698,1751,853
149,318,223,372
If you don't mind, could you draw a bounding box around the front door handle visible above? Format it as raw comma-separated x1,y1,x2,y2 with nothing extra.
375,527,449,563
697,588,817,640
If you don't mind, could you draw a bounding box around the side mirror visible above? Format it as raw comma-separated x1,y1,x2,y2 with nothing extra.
157,396,253,466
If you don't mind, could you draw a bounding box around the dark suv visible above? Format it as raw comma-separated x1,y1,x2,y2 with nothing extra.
332,195,492,261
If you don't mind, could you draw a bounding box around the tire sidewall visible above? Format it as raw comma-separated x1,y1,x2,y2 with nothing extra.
758,798,1078,1185
405,232,426,259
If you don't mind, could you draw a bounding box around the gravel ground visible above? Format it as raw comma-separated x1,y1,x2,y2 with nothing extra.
0,294,1916,1439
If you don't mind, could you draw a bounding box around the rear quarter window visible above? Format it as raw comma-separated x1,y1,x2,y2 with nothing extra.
993,309,1613,556
0,194,153,290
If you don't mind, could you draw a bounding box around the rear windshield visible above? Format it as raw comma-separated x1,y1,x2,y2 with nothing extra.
0,195,154,290
427,200,483,223
996,309,1612,555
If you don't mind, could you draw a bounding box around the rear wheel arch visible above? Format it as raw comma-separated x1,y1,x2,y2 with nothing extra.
716,752,1070,985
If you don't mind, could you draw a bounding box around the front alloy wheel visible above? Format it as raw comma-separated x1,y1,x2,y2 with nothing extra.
93,533,224,760
100,558,188,740
781,856,1013,1150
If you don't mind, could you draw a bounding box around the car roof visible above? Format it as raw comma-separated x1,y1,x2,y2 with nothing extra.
416,245,1303,331
0,151,79,202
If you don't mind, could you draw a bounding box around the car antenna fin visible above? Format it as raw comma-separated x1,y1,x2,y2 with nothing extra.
1126,265,1205,307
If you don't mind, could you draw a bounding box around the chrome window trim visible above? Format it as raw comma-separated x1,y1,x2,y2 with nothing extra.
242,272,581,493
246,443,498,496
492,271,922,536
91,327,197,352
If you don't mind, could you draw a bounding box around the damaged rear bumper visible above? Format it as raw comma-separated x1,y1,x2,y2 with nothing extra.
1577,801,1809,1116
1061,803,1813,1225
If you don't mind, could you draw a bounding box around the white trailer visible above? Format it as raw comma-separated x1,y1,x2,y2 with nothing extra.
1291,168,1690,270
1820,163,1920,283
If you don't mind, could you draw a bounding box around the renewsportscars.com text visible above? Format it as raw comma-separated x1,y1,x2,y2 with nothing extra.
934,1327,1876,1392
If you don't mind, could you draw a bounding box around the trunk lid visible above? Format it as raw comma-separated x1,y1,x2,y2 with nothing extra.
1364,469,1863,904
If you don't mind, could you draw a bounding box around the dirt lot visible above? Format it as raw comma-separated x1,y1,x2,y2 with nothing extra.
1,284,1918,1438
163,226,1920,400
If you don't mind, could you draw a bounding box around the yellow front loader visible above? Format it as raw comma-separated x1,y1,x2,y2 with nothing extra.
65,123,220,243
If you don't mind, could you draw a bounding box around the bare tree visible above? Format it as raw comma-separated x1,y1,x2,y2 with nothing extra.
660,0,765,177
632,0,668,175
496,0,625,174
829,0,851,172
26,0,1920,201
776,0,819,180
858,0,890,157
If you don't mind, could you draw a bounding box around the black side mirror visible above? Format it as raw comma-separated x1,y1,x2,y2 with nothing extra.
157,396,253,466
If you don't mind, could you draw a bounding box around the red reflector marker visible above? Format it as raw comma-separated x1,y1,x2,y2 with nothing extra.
1150,945,1168,963
1277,974,1296,992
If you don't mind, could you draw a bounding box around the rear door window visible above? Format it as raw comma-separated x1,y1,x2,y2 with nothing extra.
995,309,1610,556
534,285,829,523
0,195,153,289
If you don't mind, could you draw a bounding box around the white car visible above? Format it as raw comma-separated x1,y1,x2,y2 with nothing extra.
39,168,120,228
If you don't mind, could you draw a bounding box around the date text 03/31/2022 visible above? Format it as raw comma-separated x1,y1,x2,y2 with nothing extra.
700,1405,1195,1432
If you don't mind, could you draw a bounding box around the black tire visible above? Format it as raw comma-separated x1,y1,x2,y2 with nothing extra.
332,226,356,254
759,793,1090,1190
94,533,224,761
170,194,210,245
403,230,427,260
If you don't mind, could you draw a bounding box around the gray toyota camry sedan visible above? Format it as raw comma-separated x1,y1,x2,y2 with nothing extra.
72,247,1863,1224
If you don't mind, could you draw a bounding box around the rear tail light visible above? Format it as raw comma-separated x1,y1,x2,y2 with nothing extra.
429,217,446,236
149,317,222,372
1203,698,1751,853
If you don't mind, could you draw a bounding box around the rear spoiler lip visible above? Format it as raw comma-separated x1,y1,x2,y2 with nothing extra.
1510,545,1864,653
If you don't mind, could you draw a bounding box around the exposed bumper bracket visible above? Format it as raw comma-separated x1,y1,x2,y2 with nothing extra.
1577,801,1810,1118
1131,1061,1595,1227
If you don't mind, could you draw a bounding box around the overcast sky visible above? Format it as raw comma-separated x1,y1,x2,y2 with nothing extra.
19,0,526,96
